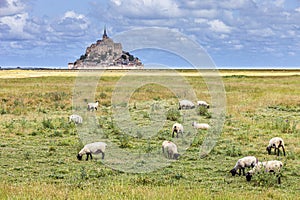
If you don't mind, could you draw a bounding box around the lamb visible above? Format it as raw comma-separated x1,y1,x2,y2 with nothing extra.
266,137,286,156
87,101,99,111
162,140,180,160
77,142,107,161
230,156,258,176
192,121,211,130
172,122,184,138
178,100,195,110
197,100,210,108
246,160,283,184
69,114,83,124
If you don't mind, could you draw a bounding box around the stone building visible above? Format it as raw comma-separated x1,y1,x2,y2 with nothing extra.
69,27,143,69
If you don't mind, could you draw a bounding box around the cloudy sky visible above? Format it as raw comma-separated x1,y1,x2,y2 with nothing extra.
1,0,300,68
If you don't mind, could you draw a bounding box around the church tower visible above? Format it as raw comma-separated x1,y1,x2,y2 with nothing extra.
102,25,108,39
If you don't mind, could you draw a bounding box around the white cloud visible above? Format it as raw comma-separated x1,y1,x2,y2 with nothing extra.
0,0,26,17
208,19,232,33
248,28,275,37
108,0,181,18
0,13,32,39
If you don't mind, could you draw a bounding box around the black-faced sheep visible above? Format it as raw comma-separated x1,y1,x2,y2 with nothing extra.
87,101,99,111
178,100,195,110
69,114,83,124
192,121,211,130
77,142,107,161
172,123,183,138
230,156,258,176
246,160,283,184
266,137,286,156
162,141,180,160
197,100,210,108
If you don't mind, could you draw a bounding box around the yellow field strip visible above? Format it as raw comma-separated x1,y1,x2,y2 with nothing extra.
0,69,299,78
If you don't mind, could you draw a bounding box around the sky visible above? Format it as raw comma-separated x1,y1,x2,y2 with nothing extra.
1,0,300,69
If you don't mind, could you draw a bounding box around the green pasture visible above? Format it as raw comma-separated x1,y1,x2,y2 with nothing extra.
0,71,299,199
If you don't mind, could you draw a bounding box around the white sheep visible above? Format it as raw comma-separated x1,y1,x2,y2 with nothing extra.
69,114,83,124
230,156,258,176
178,100,195,110
192,121,211,130
172,123,184,138
77,142,107,161
162,141,180,160
87,101,99,111
197,100,210,108
246,160,283,184
266,137,286,156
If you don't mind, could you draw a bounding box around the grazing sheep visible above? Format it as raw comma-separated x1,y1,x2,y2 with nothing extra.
197,100,210,108
266,137,286,156
69,114,83,124
192,121,211,130
178,100,195,110
77,142,107,161
87,101,99,111
162,141,180,160
230,156,258,176
172,123,184,138
246,160,283,184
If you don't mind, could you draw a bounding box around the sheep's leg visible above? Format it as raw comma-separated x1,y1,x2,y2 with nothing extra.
281,145,286,156
172,130,175,138
167,151,171,159
242,168,245,176
277,174,281,184
275,147,280,156
102,152,105,159
90,154,93,160
86,153,90,161
162,146,164,153
238,169,241,176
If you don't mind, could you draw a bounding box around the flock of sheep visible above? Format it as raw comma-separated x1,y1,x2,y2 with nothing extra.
230,137,286,184
70,99,286,184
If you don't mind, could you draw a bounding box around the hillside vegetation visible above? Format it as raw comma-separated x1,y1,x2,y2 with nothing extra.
0,70,299,199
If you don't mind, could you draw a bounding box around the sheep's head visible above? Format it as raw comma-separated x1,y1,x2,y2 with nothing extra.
266,146,272,155
230,169,237,176
77,154,83,160
174,153,180,160
245,172,252,182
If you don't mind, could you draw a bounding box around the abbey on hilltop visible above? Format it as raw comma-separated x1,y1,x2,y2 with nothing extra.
68,27,143,69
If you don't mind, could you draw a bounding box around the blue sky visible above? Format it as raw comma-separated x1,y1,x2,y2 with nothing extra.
1,0,300,68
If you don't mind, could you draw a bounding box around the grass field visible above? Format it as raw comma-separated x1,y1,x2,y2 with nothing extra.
0,69,299,199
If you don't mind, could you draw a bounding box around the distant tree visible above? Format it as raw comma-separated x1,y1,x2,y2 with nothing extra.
121,54,127,60
129,55,134,61
80,54,87,60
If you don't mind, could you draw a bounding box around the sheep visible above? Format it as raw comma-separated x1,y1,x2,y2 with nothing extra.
192,121,211,130
69,114,83,124
230,156,258,176
87,101,99,111
197,100,210,108
172,123,184,138
162,141,180,160
245,160,283,184
266,137,286,156
77,142,107,161
178,100,195,110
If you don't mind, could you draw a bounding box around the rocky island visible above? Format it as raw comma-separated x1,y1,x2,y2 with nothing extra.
68,27,143,69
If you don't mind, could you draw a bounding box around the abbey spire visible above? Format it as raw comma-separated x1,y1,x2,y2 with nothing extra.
103,25,108,39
